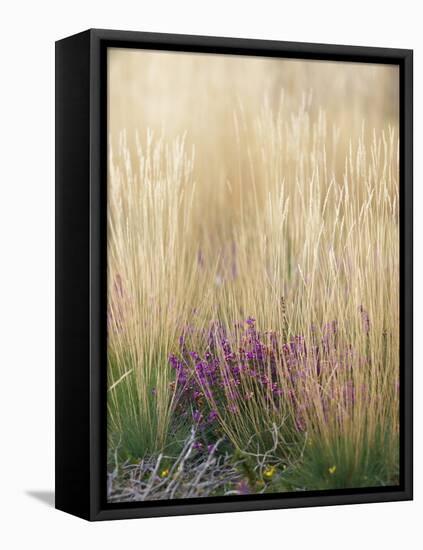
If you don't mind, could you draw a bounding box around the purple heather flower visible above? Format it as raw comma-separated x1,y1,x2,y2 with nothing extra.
315,357,322,376
169,354,180,369
192,410,203,423
208,409,218,422
323,321,337,334
358,305,370,334
114,273,124,298
282,344,290,355
295,415,306,432
236,479,250,495
343,380,355,405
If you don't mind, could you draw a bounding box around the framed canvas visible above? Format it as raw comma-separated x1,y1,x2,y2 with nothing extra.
55,29,413,521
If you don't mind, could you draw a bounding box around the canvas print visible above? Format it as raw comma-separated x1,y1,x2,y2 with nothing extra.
106,48,399,503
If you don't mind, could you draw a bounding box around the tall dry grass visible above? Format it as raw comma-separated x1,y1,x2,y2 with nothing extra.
107,49,399,488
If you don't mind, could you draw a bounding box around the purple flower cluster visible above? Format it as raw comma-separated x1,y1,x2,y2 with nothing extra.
169,314,371,447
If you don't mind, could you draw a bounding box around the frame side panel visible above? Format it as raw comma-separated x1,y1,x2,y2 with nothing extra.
401,50,413,499
55,31,91,520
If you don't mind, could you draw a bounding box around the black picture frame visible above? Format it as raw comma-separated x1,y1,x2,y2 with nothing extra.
55,28,413,521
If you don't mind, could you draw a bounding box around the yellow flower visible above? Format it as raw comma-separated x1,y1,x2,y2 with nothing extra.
160,468,169,478
328,465,336,475
263,465,276,479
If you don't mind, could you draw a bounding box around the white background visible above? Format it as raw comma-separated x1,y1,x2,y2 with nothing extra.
0,1,420,548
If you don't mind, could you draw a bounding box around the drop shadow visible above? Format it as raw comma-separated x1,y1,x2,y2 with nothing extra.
26,490,55,508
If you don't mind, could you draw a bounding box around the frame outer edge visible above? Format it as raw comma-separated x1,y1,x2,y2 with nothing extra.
402,49,413,500
55,28,414,521
55,30,92,520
